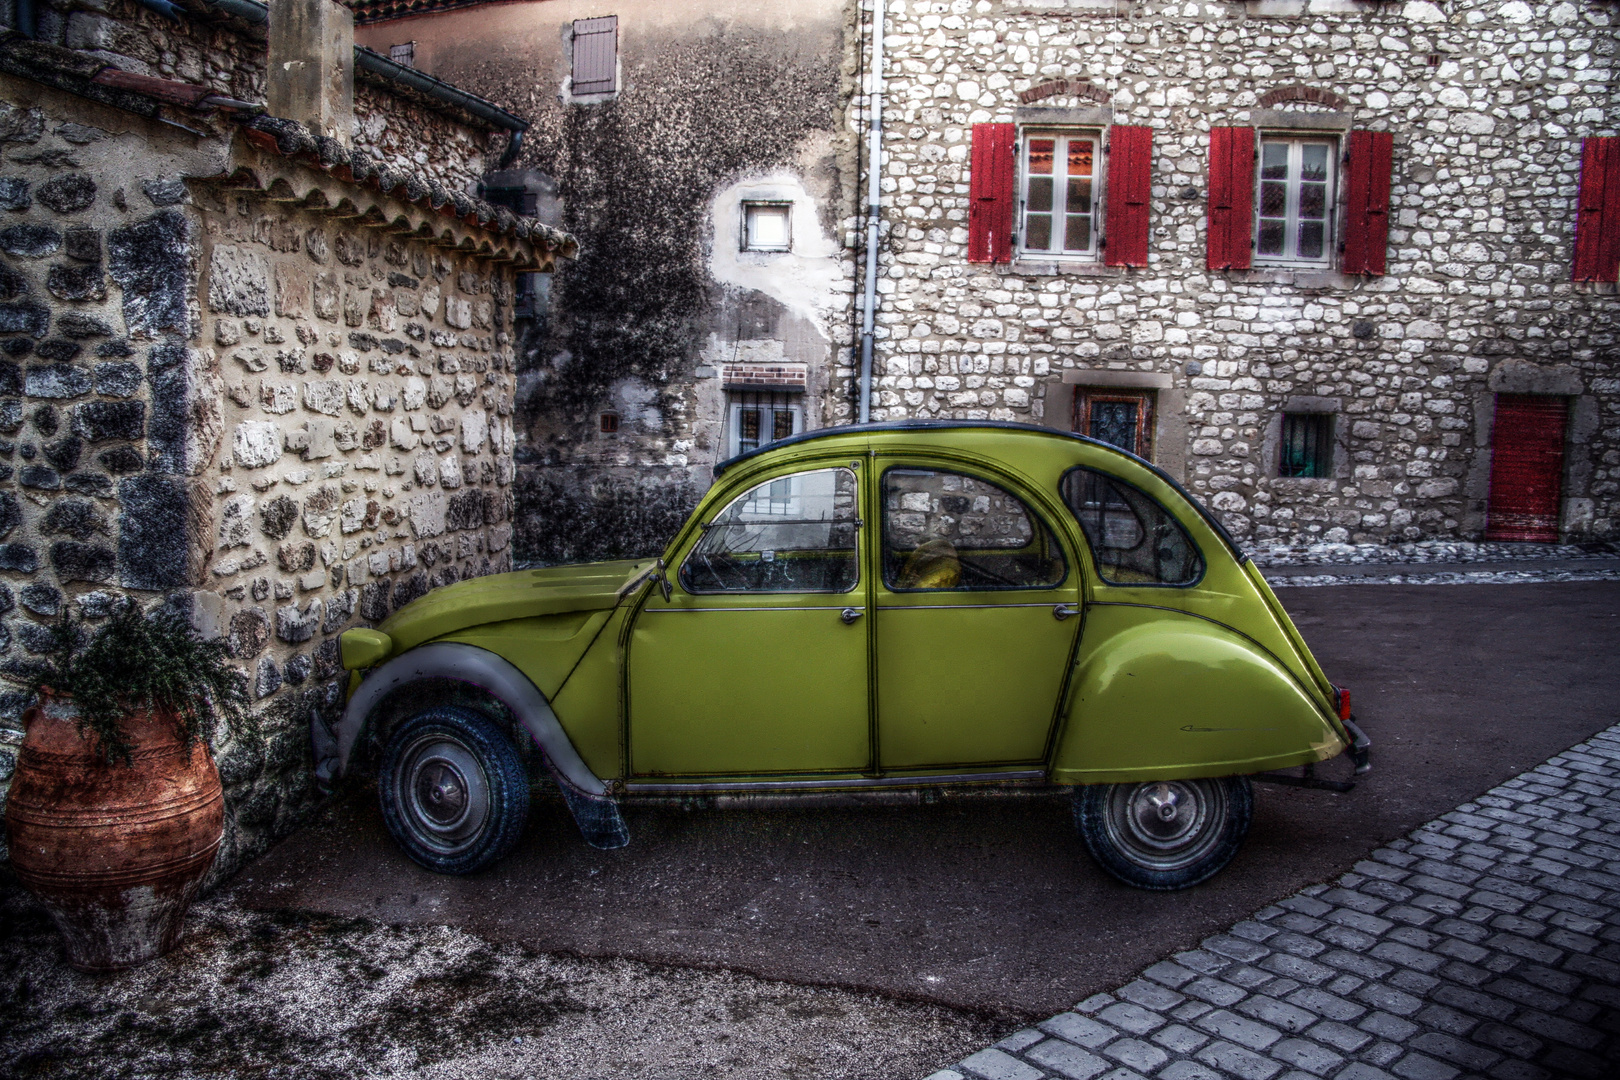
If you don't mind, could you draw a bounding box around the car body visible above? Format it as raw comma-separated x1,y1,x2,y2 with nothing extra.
322,421,1368,888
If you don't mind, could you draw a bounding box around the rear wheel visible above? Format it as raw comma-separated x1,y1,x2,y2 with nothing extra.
1074,776,1252,890
379,706,529,875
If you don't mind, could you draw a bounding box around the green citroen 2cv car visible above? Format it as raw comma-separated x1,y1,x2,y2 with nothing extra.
318,421,1368,891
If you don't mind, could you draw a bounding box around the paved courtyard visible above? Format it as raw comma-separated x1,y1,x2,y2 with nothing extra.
934,724,1620,1080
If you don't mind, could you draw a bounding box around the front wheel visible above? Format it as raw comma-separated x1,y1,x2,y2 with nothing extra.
1074,776,1253,891
379,706,530,875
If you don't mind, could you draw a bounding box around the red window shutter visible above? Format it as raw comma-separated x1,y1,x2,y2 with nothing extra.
968,123,1016,264
1342,130,1394,276
1104,125,1152,267
1207,127,1254,270
1573,136,1620,282
572,16,618,95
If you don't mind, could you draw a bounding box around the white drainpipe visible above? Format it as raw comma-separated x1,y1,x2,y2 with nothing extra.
857,0,886,424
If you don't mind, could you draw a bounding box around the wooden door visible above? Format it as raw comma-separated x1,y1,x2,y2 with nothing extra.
1485,394,1568,543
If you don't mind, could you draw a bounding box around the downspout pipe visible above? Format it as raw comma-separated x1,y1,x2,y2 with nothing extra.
856,0,885,425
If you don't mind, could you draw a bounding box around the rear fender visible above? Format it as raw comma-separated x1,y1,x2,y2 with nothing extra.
314,642,628,850
1051,604,1345,784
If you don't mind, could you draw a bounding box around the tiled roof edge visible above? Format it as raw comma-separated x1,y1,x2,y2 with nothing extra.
234,113,576,259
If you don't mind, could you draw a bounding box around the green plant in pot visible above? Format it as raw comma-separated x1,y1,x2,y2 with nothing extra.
2,600,249,971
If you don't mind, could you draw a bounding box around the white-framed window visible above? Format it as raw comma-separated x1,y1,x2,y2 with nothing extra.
1255,136,1336,266
389,41,416,68
727,392,803,460
742,201,792,252
1018,130,1101,259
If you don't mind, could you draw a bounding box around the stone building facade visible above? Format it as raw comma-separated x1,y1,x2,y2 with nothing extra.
859,0,1619,545
354,0,862,563
0,0,571,876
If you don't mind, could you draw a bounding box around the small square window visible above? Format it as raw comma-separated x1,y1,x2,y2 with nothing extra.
1279,413,1334,478
600,412,620,434
389,42,416,68
743,202,792,252
726,390,802,459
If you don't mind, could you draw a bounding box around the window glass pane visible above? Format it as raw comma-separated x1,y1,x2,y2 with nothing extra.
1064,215,1091,252
1025,213,1052,251
1260,142,1289,179
1280,414,1334,478
1257,218,1286,256
1300,144,1330,181
1297,220,1325,259
744,204,790,250
1027,139,1055,175
1088,400,1139,455
1066,176,1093,214
1298,182,1326,220
882,469,1065,591
681,468,859,593
1026,175,1053,214
1067,139,1093,177
1259,181,1287,217
1060,468,1204,586
738,407,762,452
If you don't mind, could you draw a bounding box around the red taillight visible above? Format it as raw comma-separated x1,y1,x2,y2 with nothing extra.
1335,686,1352,721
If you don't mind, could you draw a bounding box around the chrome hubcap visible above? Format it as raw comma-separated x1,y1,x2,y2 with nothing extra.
1104,779,1227,872
397,734,491,855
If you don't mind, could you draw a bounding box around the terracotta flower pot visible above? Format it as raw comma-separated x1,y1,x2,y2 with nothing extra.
3,691,224,971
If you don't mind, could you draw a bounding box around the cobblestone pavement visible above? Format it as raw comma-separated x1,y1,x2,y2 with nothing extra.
929,724,1620,1080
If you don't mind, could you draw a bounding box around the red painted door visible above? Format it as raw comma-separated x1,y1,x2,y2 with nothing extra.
1485,394,1568,542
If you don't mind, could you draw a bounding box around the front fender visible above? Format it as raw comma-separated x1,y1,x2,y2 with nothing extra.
1051,604,1346,784
321,641,608,795
314,642,627,849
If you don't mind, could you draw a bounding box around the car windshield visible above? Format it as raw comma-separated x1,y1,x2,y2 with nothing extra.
1061,467,1204,585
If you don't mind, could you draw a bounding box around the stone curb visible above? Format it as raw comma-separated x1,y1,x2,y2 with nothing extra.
927,724,1620,1080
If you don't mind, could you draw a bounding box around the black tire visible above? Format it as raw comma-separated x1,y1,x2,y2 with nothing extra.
379,705,530,875
1074,776,1253,891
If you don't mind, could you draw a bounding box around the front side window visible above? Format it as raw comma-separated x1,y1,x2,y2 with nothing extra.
1061,468,1203,586
681,468,859,594
1256,137,1335,265
1020,131,1099,258
882,468,1066,591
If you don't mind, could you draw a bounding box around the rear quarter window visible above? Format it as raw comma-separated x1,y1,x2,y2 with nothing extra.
1060,467,1205,586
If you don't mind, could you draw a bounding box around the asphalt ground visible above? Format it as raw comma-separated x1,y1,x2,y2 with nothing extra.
231,581,1620,1022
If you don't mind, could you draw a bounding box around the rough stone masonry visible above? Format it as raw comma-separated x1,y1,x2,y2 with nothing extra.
861,0,1619,544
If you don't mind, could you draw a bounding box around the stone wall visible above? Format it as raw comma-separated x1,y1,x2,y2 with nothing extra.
6,0,502,190
862,0,1619,544
0,66,538,878
357,0,862,564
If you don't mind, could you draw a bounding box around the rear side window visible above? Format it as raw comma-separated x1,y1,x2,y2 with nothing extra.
1060,468,1204,586
882,468,1066,591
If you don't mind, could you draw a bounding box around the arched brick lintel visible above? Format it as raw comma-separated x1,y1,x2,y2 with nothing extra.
1257,84,1351,111
1018,78,1112,105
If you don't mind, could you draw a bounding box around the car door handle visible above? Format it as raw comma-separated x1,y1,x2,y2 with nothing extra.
840,607,865,624
1053,604,1080,621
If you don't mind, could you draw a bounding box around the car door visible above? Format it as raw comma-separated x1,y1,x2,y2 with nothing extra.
628,461,871,777
872,460,1080,771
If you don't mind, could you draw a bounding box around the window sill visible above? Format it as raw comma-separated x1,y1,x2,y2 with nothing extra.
1010,259,1125,277
1271,476,1339,492
1572,280,1619,295
1230,268,1359,289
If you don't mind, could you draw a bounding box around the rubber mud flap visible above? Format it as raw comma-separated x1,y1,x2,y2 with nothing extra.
557,783,630,850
